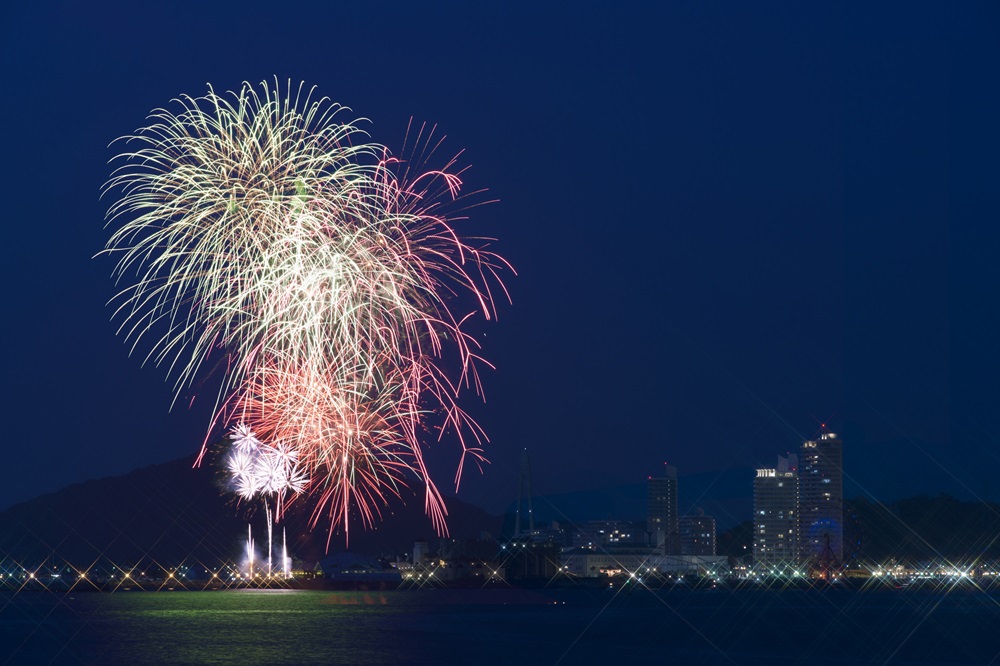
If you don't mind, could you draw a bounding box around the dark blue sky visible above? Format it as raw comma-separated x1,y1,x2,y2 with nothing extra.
2,2,999,523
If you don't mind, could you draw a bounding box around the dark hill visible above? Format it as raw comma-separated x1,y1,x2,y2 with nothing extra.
0,456,502,567
846,494,1000,562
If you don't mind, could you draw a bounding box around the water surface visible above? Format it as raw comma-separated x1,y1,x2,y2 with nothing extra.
1,586,997,665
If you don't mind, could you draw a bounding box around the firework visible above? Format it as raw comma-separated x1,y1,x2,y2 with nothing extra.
102,80,509,542
103,80,376,413
226,423,307,501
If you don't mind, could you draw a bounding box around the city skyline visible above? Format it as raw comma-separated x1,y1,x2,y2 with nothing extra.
1,440,995,572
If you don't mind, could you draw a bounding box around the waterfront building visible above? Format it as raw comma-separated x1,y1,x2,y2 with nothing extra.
799,431,844,564
501,540,561,580
572,520,640,549
519,522,571,546
679,510,717,556
413,539,429,565
561,546,658,578
753,457,799,570
561,548,729,578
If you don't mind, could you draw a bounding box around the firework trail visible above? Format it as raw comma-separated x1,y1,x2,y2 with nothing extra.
228,422,304,570
102,80,509,543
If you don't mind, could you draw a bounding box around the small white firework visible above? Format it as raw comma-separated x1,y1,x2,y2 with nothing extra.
227,422,308,500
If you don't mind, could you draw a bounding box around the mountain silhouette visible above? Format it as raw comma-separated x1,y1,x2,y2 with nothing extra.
0,456,503,568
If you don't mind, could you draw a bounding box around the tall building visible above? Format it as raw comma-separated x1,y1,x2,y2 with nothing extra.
798,431,844,564
753,455,799,569
514,449,535,537
647,465,679,555
679,510,716,556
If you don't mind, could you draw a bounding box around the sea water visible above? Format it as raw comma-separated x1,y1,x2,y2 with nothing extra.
1,586,997,665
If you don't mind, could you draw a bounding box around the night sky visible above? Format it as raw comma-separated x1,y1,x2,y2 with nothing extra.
2,2,999,524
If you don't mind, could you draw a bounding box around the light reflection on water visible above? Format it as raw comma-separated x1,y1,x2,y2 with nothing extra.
1,588,998,665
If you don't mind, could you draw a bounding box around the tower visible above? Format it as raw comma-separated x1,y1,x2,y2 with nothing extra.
753,456,799,569
514,448,534,538
647,464,679,555
798,431,843,564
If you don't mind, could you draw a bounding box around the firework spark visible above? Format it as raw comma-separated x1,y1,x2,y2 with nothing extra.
102,80,509,542
226,423,307,501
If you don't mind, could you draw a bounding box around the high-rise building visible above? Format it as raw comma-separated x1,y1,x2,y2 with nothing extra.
799,431,844,564
753,459,799,569
647,465,679,555
679,510,717,556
